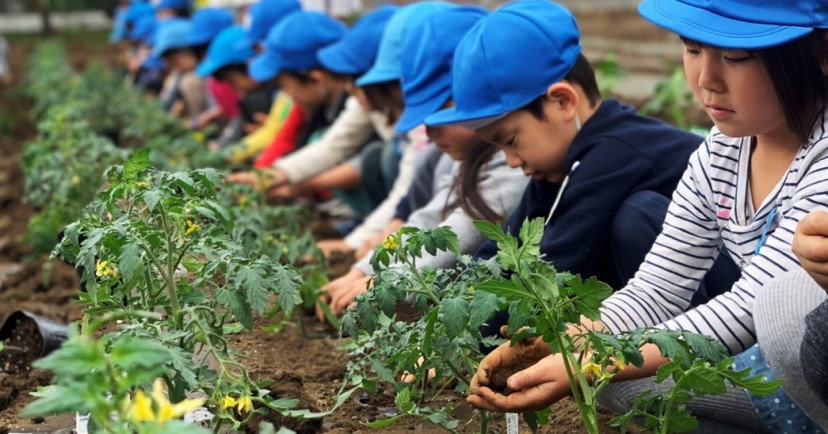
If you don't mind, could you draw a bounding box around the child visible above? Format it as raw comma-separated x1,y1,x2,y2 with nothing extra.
183,7,236,129
152,19,207,119
423,0,703,305
320,6,530,316
466,1,828,432
313,1,452,257
225,11,348,182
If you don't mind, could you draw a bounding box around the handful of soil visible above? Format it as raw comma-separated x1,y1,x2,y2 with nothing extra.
0,316,43,374
485,361,532,396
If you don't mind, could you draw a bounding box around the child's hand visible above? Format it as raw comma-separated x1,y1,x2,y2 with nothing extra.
793,211,828,292
316,268,367,322
468,352,571,412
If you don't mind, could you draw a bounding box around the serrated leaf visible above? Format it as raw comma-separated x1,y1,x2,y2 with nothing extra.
118,241,142,281
571,276,613,320
143,189,163,211
681,362,727,395
235,264,268,315
110,336,172,370
272,264,301,315
665,407,699,433
468,290,500,329
216,288,253,329
439,297,469,339
474,220,508,245
681,331,728,363
476,278,528,301
124,149,150,179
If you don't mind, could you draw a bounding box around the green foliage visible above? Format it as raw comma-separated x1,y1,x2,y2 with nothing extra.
640,61,702,131
50,152,305,430
593,53,627,97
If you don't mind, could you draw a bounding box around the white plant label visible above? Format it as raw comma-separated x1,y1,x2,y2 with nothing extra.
75,413,90,434
184,407,214,423
506,412,519,434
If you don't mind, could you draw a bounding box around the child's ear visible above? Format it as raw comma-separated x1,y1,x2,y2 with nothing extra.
544,82,579,117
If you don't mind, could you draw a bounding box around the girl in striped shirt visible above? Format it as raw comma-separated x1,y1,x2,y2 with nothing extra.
466,0,828,431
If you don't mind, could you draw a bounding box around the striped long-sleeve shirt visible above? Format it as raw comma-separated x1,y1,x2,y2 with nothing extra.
601,109,828,354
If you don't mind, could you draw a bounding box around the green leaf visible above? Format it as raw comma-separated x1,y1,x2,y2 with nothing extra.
364,415,404,428
439,297,469,339
222,322,245,334
517,217,545,257
665,407,699,433
272,264,301,316
118,241,142,281
216,288,253,329
681,362,727,395
570,276,613,320
236,264,269,315
476,278,528,301
124,149,150,179
143,189,163,211
681,331,728,363
473,220,508,245
468,290,500,329
110,336,172,370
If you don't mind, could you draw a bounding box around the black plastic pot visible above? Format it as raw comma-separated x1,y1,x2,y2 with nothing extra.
0,310,69,358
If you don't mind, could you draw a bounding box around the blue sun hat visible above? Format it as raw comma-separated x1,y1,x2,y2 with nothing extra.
425,0,580,129
639,0,828,49
109,7,129,43
396,6,487,133
157,0,192,13
130,15,158,45
151,18,192,58
124,1,154,27
242,0,302,47
195,25,256,77
248,11,346,82
186,8,234,47
355,1,455,87
316,5,400,76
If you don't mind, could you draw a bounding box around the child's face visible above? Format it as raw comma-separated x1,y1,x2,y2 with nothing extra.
477,100,577,183
170,50,198,73
277,73,324,112
683,40,788,140
425,125,479,161
224,71,259,93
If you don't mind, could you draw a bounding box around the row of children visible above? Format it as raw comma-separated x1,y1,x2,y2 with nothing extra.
111,0,828,430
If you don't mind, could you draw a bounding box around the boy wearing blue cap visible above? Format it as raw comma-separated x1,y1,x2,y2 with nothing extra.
154,19,207,118
183,8,235,129
468,0,828,430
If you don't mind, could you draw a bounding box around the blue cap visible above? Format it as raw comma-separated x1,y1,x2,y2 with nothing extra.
317,5,399,76
130,15,158,44
242,0,302,46
151,19,192,58
396,7,487,133
125,2,154,26
639,0,827,50
186,8,234,46
355,1,455,87
248,11,346,82
425,0,581,129
157,0,192,12
109,8,129,43
195,25,256,77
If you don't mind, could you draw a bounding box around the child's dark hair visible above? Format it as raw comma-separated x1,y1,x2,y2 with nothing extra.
361,80,404,126
520,53,601,118
190,43,209,61
755,31,828,142
213,63,248,81
443,140,503,222
681,32,828,142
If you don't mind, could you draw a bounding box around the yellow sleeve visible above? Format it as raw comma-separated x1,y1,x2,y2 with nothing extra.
227,92,294,163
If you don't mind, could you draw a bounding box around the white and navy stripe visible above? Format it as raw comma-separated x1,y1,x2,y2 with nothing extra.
601,109,828,354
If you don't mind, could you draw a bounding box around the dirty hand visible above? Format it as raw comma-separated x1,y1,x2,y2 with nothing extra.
226,169,278,191
793,211,828,293
469,327,551,396
329,276,371,316
467,352,571,412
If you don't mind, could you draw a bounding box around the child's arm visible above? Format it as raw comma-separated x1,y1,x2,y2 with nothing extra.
793,211,828,293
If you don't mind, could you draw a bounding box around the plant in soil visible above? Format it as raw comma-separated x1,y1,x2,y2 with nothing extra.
471,218,781,434
340,226,504,432
50,150,307,431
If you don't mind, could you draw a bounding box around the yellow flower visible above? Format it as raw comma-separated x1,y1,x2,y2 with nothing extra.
135,181,150,189
71,175,81,185
185,219,201,236
127,379,205,425
95,260,118,278
222,395,237,410
581,361,603,380
615,357,627,371
236,395,253,414
383,235,399,250
192,131,205,144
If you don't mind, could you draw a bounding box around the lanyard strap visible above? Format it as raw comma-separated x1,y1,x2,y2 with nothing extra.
753,207,778,256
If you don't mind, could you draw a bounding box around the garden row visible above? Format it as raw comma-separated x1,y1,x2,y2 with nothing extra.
9,42,776,434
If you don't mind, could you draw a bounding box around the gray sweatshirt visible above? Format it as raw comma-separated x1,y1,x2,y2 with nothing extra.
353,150,528,275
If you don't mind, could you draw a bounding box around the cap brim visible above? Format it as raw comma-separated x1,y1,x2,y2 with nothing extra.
248,52,280,82
424,106,507,130
396,94,450,134
355,65,399,87
639,0,813,49
185,33,211,47
317,46,362,76
196,58,221,77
